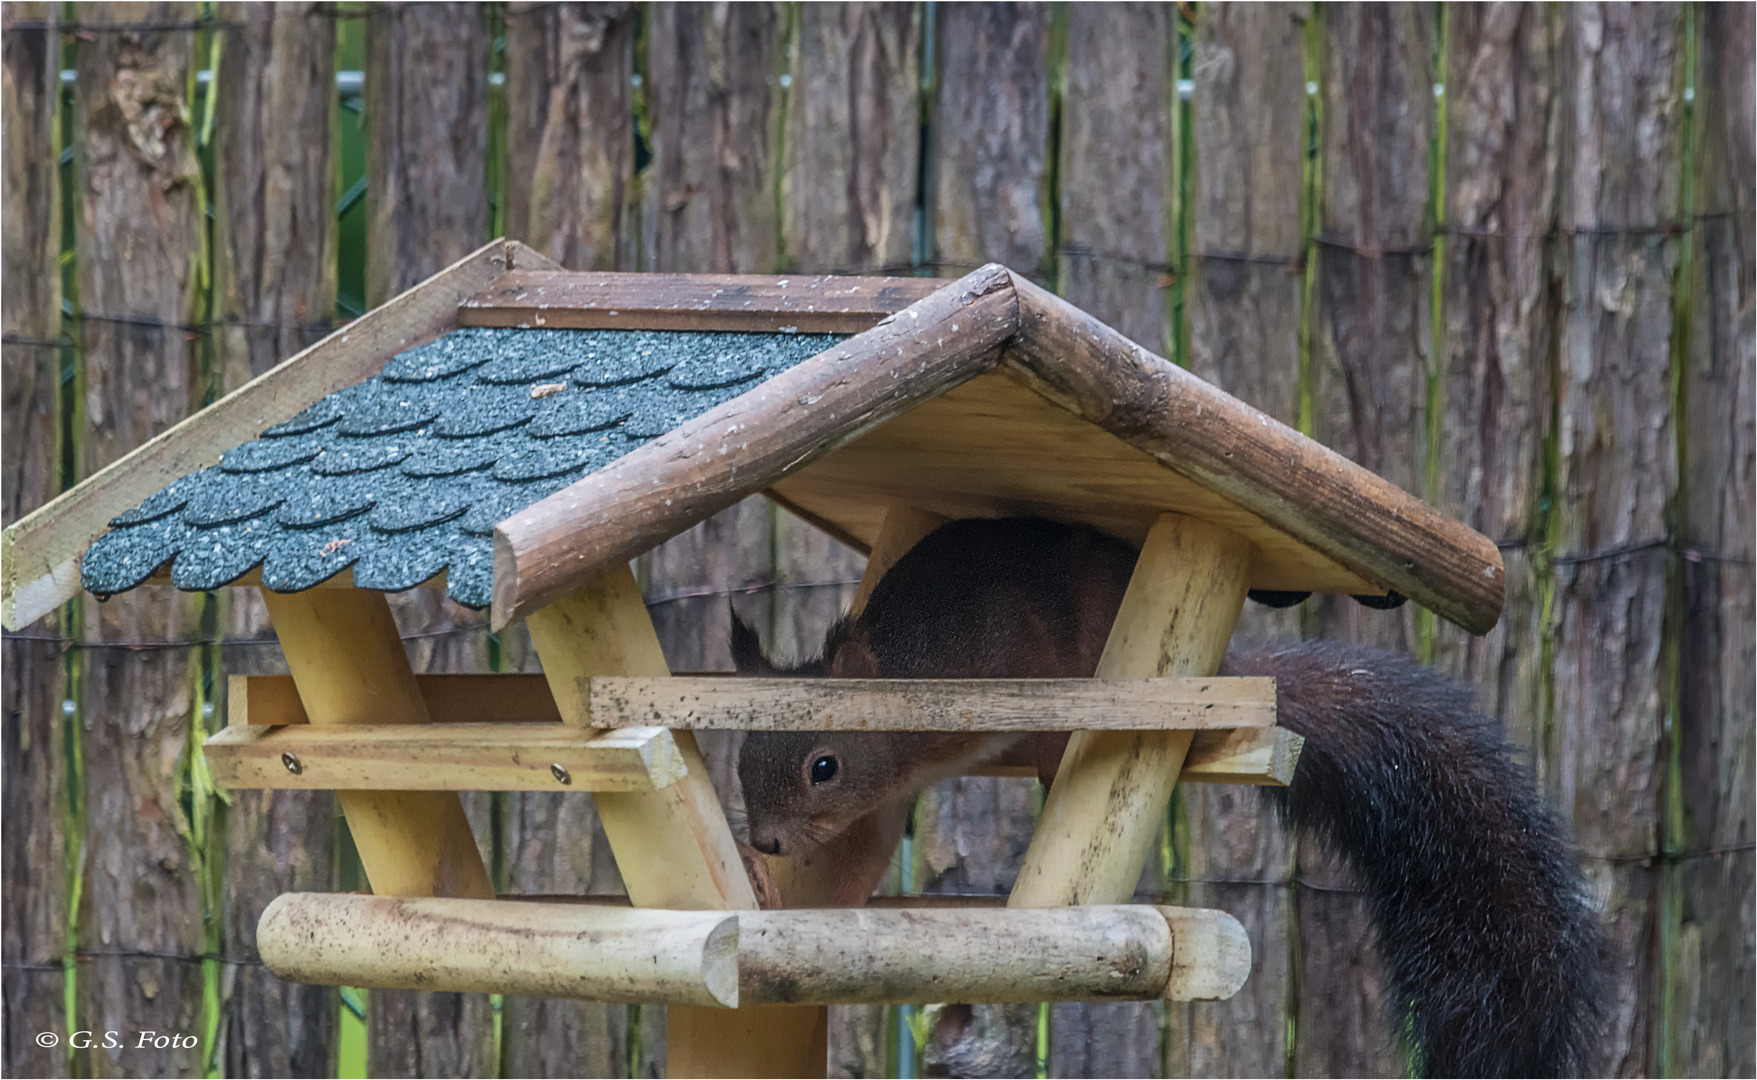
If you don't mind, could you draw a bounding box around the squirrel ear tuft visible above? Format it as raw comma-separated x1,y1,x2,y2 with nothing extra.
827,632,881,678
729,607,769,674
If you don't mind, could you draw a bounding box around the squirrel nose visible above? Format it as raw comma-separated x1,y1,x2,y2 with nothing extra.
752,836,782,856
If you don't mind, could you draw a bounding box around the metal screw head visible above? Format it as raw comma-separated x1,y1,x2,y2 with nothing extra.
281,751,302,776
550,763,572,786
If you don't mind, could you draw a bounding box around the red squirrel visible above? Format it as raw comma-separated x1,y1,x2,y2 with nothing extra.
734,517,1606,1078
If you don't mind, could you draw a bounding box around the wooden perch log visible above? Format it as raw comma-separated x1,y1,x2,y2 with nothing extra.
255,895,1252,1005
0,239,559,631
459,270,949,333
491,263,1020,629
589,676,1275,731
258,893,739,1007
737,905,1249,1004
201,723,685,792
1002,273,1505,635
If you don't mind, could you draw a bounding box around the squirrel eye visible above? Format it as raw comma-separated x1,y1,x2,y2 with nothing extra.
809,755,838,785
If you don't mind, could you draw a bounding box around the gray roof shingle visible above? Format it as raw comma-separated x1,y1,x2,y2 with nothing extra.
81,327,843,609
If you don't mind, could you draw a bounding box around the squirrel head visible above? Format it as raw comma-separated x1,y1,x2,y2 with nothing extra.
732,609,905,855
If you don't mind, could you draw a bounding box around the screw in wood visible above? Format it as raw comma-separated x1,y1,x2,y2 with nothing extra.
550,763,572,785
281,751,302,775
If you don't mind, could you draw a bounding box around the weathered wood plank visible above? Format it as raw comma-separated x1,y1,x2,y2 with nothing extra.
364,2,489,308
781,2,920,275
1,0,60,531
211,0,336,389
69,8,207,1075
0,12,65,1079
1190,3,1306,427
0,239,541,632
930,2,1051,276
592,677,1276,732
1433,3,1558,763
491,263,1019,628
643,2,785,274
458,268,948,331
1307,2,1434,656
1005,274,1504,636
1060,2,1173,356
1299,9,1436,1073
203,723,680,792
502,1,637,271
1552,5,1684,1074
1673,4,1755,1075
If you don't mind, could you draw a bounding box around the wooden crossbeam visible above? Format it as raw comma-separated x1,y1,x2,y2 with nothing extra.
457,269,949,334
221,673,1301,787
202,723,683,792
590,675,1274,732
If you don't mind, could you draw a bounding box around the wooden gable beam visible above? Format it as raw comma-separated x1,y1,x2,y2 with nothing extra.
1002,274,1506,635
0,238,561,630
490,263,1020,629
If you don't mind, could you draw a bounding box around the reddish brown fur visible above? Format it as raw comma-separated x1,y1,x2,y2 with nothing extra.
736,517,1606,1076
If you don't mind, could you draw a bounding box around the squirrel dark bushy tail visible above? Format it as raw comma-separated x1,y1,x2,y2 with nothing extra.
1223,642,1606,1078
736,517,1608,1077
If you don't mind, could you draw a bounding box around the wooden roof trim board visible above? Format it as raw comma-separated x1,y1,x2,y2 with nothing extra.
0,238,562,630
1000,275,1505,635
489,263,1021,627
459,270,948,333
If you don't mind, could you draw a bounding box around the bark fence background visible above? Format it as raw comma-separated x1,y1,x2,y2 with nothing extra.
2,3,1750,1077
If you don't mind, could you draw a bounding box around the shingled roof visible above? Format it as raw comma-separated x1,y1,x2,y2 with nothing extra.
79,328,841,609
1,240,1506,637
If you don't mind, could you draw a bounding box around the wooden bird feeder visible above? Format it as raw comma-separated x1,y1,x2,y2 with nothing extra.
1,239,1503,1078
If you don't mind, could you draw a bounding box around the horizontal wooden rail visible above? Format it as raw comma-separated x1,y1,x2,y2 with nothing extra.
228,673,566,727
975,724,1303,787
258,893,1251,1006
589,676,1276,731
459,269,952,333
203,723,684,792
226,673,1300,786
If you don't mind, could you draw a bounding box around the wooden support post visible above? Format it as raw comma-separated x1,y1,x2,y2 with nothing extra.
259,587,494,899
1010,514,1253,907
849,503,947,615
525,564,823,1078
